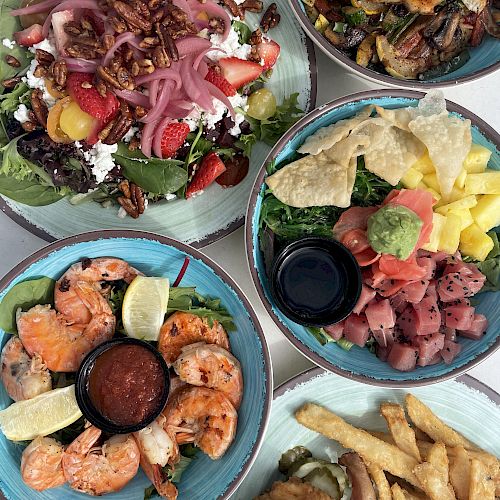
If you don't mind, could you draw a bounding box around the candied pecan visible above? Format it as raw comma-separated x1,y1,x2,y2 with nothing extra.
98,117,116,141
103,106,133,144
70,35,99,48
132,0,151,18
122,46,134,62
116,66,135,90
208,17,224,34
152,45,170,68
66,44,97,59
140,36,160,48
221,0,243,18
81,81,93,89
155,22,179,61
109,16,128,33
241,0,263,13
31,89,48,128
137,58,155,74
5,55,21,67
148,0,160,10
35,49,55,66
28,110,37,122
33,64,48,78
131,61,140,76
113,1,152,31
80,16,95,31
118,196,139,218
96,80,109,97
261,2,280,32
128,136,140,150
52,60,68,86
249,27,263,45
21,121,37,132
103,34,116,50
134,105,147,119
118,180,131,198
2,76,21,89
150,8,164,22
132,184,145,214
97,65,135,90
64,21,82,35
109,56,122,74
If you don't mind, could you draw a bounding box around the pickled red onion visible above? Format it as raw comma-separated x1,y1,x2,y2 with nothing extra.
142,80,174,123
102,32,142,66
115,89,150,108
175,36,212,57
164,100,194,119
149,80,159,107
205,80,235,119
136,68,182,89
64,58,100,72
141,120,157,157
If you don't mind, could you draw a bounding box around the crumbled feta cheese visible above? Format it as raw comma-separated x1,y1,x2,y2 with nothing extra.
117,207,128,218
22,58,56,107
2,38,16,49
208,28,251,61
28,39,57,57
13,104,30,124
165,193,177,201
122,126,139,143
228,111,246,136
82,141,118,184
234,0,245,5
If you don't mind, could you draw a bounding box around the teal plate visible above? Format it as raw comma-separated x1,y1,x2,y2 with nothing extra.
0,231,272,500
0,0,316,248
246,89,500,386
234,367,500,498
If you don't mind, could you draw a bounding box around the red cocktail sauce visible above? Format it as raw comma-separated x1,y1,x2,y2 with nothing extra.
88,343,165,426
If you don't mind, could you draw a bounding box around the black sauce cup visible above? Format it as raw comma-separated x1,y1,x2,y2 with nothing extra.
270,237,362,328
76,337,170,434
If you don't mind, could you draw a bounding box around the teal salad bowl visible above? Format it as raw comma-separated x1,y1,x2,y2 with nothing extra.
0,231,272,499
246,89,500,386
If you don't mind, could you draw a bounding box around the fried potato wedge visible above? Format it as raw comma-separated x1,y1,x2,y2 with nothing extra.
449,446,471,500
413,462,456,500
366,462,392,500
381,403,421,461
295,403,421,487
469,458,495,499
426,442,449,484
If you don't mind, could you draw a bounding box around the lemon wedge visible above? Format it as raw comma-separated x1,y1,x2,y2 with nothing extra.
0,385,82,441
122,276,170,341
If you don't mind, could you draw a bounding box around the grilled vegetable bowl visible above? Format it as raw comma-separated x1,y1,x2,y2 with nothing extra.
289,0,500,87
246,89,500,386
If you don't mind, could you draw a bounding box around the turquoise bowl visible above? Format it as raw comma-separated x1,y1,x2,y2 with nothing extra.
289,0,500,88
246,89,500,386
0,231,272,499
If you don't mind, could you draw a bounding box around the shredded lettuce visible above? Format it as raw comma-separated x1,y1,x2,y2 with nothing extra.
306,327,354,350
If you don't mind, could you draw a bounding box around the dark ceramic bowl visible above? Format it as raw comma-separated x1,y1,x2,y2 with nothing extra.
246,89,500,387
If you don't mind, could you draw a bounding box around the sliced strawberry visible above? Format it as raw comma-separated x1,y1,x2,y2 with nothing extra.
204,67,236,97
14,24,44,47
218,57,263,90
186,152,226,198
256,39,280,71
51,10,74,56
66,72,119,124
160,122,190,158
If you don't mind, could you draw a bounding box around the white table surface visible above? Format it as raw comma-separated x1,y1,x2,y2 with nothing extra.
0,48,499,393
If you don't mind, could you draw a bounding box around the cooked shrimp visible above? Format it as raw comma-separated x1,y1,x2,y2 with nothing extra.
158,312,230,365
54,257,139,325
21,436,66,491
163,386,237,460
134,415,180,500
18,281,116,372
62,425,140,495
0,336,51,401
173,342,243,409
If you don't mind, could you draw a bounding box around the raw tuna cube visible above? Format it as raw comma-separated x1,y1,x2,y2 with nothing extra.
441,340,462,364
372,328,395,347
387,343,418,372
416,256,436,280
439,262,486,301
413,333,445,366
417,350,442,367
376,344,392,362
344,314,370,347
375,279,406,297
390,293,407,314
413,296,440,335
324,321,344,341
395,306,417,339
458,313,488,340
353,284,376,315
444,305,475,330
365,299,396,332
425,281,438,300
440,326,456,341
398,279,429,304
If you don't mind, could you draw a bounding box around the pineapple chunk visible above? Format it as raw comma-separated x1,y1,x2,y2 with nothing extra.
455,169,467,189
422,212,446,252
412,152,435,174
464,171,500,195
401,168,424,189
434,187,465,207
416,182,441,202
470,194,500,232
438,212,462,254
314,14,329,32
460,223,494,261
435,195,477,215
422,173,440,192
449,209,474,231
463,144,492,173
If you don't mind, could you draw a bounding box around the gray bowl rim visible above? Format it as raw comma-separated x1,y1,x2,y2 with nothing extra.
245,88,500,388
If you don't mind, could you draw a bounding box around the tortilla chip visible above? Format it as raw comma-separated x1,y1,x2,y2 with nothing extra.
376,105,415,131
323,133,371,168
409,113,472,198
265,153,351,208
298,105,374,155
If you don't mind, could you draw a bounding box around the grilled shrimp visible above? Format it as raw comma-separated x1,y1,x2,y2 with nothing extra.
0,336,51,401
163,386,237,460
134,415,180,500
173,342,243,409
62,425,140,495
21,436,66,491
54,257,139,325
18,281,116,372
158,312,230,365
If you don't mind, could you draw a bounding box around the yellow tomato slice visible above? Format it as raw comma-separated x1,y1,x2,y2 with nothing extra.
47,96,73,144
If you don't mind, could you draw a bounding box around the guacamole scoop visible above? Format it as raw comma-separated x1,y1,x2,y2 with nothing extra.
367,205,423,260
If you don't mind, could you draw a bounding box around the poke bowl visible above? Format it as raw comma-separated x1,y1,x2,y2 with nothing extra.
289,0,500,88
246,89,500,386
0,230,272,499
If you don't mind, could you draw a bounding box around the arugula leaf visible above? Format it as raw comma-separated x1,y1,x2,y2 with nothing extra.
113,155,188,194
169,455,194,483
0,276,55,333
0,0,29,82
235,133,257,158
232,20,252,44
0,82,30,115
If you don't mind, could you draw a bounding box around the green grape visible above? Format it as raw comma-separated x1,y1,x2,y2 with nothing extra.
246,88,277,121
